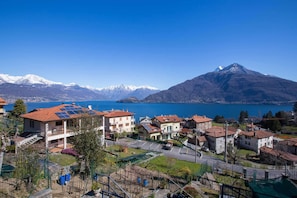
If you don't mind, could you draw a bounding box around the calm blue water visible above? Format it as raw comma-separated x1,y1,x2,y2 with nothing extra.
5,101,293,122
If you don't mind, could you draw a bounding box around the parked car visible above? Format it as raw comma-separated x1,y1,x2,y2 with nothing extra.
162,142,173,150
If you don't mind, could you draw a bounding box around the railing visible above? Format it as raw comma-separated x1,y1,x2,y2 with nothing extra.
18,134,39,146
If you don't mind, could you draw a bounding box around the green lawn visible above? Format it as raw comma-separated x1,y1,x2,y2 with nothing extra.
140,155,206,179
49,153,77,166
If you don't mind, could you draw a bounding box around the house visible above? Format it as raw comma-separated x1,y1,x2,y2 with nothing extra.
205,126,236,154
185,115,212,132
0,97,7,118
103,110,135,137
138,123,162,140
238,130,274,154
20,104,105,150
260,147,297,166
139,116,152,125
275,138,297,155
152,115,182,140
188,135,207,147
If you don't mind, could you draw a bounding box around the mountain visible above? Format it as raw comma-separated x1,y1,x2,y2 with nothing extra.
96,84,159,101
143,63,297,104
0,74,160,103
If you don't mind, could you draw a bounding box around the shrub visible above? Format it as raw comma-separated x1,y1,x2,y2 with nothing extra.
61,148,79,157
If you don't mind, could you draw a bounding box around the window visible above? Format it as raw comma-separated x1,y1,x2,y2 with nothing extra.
56,121,62,126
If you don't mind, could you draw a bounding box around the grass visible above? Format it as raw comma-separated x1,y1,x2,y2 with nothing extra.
106,145,147,158
140,155,204,178
49,153,77,166
237,149,256,158
213,173,247,189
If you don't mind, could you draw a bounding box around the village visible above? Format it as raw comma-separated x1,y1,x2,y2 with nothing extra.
1,97,297,197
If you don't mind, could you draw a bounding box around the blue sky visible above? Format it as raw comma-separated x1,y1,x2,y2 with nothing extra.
0,0,296,90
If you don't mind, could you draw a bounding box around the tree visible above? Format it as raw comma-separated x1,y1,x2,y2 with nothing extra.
71,114,106,178
214,115,225,123
227,142,239,164
11,99,27,120
238,110,248,123
14,146,41,192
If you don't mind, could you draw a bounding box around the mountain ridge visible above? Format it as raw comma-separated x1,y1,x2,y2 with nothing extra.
143,63,297,104
0,74,160,103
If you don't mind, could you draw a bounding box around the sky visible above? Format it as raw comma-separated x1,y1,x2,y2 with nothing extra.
0,0,297,90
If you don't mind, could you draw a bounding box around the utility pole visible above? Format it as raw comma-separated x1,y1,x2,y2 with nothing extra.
195,131,197,163
224,121,228,163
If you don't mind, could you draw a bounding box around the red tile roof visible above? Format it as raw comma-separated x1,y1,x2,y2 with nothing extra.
205,126,236,138
277,138,297,147
260,147,297,162
198,136,207,142
192,115,212,123
0,97,6,106
103,110,134,118
154,115,181,123
140,124,162,134
21,104,104,122
240,130,274,139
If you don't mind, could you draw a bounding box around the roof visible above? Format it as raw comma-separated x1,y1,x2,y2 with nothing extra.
277,138,297,147
21,104,104,122
154,115,181,123
198,136,207,142
0,97,7,106
260,147,297,162
140,124,162,134
192,115,212,123
103,110,134,118
239,130,275,139
205,126,236,138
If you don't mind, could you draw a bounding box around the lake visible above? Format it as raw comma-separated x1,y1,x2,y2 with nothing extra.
5,101,293,122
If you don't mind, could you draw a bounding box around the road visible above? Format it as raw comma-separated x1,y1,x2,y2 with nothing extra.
106,138,291,180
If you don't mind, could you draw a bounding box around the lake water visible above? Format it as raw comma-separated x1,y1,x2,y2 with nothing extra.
5,101,293,122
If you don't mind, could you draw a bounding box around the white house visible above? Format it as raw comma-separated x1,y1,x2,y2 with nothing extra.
205,126,236,154
238,130,274,154
20,104,105,151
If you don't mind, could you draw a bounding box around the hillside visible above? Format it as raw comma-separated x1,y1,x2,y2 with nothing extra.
143,63,297,104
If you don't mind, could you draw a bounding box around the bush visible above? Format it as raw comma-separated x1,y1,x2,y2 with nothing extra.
61,148,79,157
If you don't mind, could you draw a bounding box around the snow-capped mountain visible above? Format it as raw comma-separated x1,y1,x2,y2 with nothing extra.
0,74,61,85
0,74,160,103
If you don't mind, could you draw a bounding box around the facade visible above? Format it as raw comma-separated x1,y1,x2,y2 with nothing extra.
152,115,182,140
138,123,162,140
205,126,236,154
103,110,135,135
20,104,105,150
0,97,7,118
238,130,274,154
187,115,212,132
